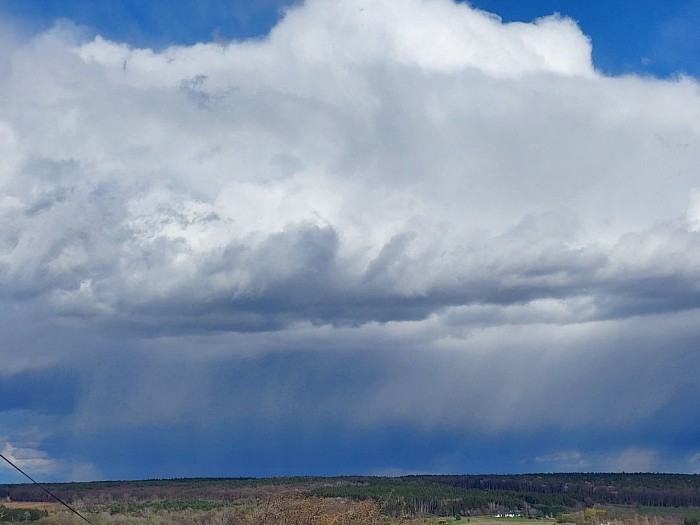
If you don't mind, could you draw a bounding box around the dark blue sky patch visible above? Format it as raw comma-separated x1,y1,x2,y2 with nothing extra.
50,419,700,480
0,367,81,415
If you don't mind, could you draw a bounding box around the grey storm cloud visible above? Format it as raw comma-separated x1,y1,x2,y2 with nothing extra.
1,0,700,479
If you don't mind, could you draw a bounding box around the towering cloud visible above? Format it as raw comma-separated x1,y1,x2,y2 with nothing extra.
1,0,699,480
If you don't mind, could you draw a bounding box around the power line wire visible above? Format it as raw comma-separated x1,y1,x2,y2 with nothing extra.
0,450,94,525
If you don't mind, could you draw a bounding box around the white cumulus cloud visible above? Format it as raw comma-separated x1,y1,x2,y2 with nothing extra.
1,0,700,475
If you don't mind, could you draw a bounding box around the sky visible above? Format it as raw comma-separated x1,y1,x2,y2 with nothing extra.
0,0,699,482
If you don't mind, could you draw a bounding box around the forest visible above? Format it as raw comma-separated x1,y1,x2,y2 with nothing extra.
0,474,699,524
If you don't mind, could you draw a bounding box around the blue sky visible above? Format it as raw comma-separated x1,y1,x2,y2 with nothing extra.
1,0,700,482
471,1,700,77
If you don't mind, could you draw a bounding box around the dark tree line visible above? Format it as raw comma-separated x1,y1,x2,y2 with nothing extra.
428,474,700,507
1,473,699,519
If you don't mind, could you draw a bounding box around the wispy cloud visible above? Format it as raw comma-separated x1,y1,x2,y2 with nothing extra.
1,443,57,478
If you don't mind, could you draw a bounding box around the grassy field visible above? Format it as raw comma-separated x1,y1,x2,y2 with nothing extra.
414,519,554,525
0,501,694,525
619,507,700,520
2,501,63,511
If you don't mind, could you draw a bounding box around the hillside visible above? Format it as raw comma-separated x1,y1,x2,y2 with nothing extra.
1,473,699,523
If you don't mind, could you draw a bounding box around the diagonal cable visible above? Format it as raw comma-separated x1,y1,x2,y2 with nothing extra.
0,451,94,525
